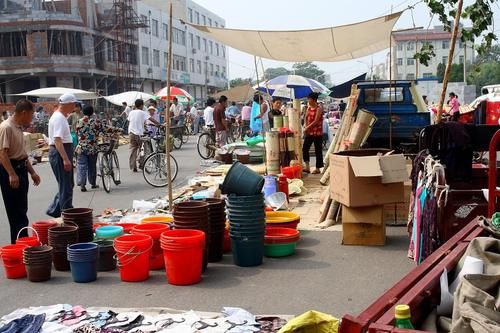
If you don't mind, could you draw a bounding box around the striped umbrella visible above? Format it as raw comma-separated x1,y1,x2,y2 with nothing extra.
155,86,194,102
255,74,330,99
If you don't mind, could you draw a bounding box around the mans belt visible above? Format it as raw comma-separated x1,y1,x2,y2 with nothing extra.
49,143,73,147
10,159,27,169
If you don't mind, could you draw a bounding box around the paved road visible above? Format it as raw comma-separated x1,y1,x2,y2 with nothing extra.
0,136,416,317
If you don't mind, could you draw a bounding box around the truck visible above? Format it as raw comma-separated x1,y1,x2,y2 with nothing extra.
355,80,431,151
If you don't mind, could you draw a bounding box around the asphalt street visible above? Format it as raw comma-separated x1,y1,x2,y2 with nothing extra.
0,137,416,318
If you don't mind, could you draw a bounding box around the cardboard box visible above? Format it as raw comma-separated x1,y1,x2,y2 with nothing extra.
383,204,396,225
330,149,408,207
23,132,43,153
342,205,386,246
395,202,410,225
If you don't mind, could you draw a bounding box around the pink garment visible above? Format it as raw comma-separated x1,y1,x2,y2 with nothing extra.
449,97,460,115
241,106,251,121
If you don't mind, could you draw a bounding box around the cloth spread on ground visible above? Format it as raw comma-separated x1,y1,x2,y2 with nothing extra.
0,306,289,333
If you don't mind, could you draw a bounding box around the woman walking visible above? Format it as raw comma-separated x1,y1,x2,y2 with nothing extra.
302,92,324,174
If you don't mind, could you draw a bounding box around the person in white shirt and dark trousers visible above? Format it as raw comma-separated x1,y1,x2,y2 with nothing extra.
46,93,77,218
128,99,160,172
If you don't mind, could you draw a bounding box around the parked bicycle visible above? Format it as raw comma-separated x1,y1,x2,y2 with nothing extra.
142,125,179,188
197,125,217,160
97,135,121,193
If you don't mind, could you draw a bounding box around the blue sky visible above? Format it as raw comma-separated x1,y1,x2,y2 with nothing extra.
193,0,500,85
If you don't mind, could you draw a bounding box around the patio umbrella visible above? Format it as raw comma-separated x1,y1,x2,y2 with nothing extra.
103,91,154,106
255,74,330,99
155,86,193,102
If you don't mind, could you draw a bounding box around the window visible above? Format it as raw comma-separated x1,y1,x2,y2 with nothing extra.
222,66,226,78
162,23,168,39
407,58,415,66
406,42,414,51
216,65,220,76
196,36,201,50
141,15,148,33
209,41,213,54
459,55,464,64
195,11,200,24
210,63,214,76
189,33,194,48
189,58,195,72
423,73,433,78
208,18,212,26
222,46,225,58
173,55,186,71
215,43,219,56
152,19,159,37
363,87,404,103
397,58,403,66
442,40,449,49
141,46,149,65
204,62,207,75
197,60,202,74
459,40,464,48
188,8,193,23
406,73,415,80
442,56,448,64
202,15,206,25
173,28,186,45
164,52,168,67
215,21,218,28
397,43,403,51
153,49,160,67
203,38,207,52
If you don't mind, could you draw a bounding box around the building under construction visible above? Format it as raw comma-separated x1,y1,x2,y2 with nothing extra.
0,0,228,104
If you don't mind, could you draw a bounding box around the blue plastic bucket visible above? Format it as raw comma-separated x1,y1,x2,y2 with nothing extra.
231,237,264,267
95,226,124,240
263,176,277,198
67,243,98,283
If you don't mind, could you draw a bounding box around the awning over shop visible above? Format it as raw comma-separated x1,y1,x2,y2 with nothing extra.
188,12,402,62
212,83,256,102
103,91,155,106
12,87,99,100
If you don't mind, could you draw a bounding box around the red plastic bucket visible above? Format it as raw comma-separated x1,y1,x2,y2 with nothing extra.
32,220,58,245
114,234,153,282
160,230,205,285
16,227,41,247
0,244,28,279
131,223,169,270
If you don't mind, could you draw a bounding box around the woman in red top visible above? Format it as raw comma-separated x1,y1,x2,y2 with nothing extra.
303,92,324,174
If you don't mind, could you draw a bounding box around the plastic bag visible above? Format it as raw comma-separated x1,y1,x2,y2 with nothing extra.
278,310,339,333
250,101,262,133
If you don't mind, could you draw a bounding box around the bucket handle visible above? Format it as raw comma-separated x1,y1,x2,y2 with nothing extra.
113,241,153,268
17,226,40,241
62,221,79,228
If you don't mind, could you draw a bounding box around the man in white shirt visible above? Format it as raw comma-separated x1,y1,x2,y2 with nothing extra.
203,97,216,128
190,103,201,134
46,93,77,218
170,97,184,126
128,99,160,172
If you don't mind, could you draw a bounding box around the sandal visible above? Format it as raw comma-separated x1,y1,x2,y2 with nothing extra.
311,169,321,174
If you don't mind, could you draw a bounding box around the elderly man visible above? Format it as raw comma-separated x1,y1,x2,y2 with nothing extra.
46,93,77,218
0,99,41,243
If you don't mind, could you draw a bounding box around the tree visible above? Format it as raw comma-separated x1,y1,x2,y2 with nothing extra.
291,62,326,84
415,0,498,66
436,63,446,82
468,62,500,94
264,67,289,80
229,78,251,88
475,45,500,64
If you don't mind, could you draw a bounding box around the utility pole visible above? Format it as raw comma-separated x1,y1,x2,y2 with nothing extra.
463,41,467,83
165,2,173,210
436,0,463,123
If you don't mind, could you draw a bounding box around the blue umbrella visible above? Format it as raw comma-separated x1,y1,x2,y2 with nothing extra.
255,74,330,99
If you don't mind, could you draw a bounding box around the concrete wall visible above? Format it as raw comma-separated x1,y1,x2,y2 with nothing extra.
416,80,477,105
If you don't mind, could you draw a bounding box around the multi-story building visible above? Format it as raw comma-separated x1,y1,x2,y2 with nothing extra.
137,0,228,101
390,25,475,80
0,0,227,104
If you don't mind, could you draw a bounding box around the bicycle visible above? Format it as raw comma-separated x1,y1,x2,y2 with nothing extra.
170,125,184,149
97,136,121,193
197,125,217,159
142,125,179,188
227,116,243,143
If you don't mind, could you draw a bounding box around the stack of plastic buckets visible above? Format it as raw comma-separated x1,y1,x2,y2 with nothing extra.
32,221,58,245
0,244,27,279
67,243,98,283
203,198,226,262
113,234,153,282
131,223,169,270
160,229,205,285
172,201,209,271
62,208,94,242
23,245,53,282
94,240,116,272
227,194,266,267
48,225,79,271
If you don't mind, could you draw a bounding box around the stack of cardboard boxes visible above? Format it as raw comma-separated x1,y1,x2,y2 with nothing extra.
329,149,409,246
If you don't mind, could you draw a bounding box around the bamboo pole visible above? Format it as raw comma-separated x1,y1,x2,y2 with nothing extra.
165,3,173,211
436,0,464,123
292,99,303,167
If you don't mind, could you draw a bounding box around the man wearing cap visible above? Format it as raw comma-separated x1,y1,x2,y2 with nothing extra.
0,99,41,243
46,93,76,218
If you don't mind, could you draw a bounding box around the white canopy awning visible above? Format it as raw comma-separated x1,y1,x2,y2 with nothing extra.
189,12,402,62
103,91,155,107
13,87,99,100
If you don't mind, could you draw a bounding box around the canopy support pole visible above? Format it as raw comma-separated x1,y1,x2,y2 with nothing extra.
165,2,173,211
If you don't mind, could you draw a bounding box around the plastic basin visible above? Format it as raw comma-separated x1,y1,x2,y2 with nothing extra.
264,242,297,257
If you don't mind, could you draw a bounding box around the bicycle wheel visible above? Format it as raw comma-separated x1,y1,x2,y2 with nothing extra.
139,140,153,169
197,132,215,159
173,135,182,150
111,151,121,185
182,125,189,144
100,154,112,193
142,152,178,187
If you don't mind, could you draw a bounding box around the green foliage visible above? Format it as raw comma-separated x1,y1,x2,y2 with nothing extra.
291,62,326,84
420,0,498,64
436,63,446,82
229,78,251,88
435,62,464,82
474,44,500,64
264,67,289,80
468,61,500,94
414,43,436,66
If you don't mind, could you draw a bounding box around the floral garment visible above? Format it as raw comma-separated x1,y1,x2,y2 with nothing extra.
76,116,112,155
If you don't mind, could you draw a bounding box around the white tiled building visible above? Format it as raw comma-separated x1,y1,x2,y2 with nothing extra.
391,25,475,80
137,0,228,102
